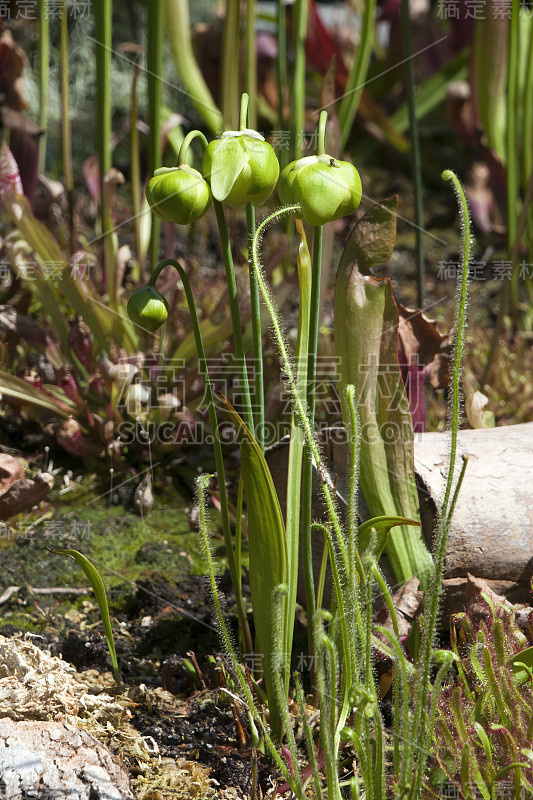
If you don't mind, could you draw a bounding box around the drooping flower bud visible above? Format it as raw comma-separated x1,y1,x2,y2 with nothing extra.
146,164,212,224
127,284,169,332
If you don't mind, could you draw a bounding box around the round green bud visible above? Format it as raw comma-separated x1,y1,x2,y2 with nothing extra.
278,154,362,226
202,129,280,209
146,164,212,224
127,284,169,332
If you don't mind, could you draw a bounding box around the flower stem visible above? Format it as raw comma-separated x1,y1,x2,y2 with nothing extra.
213,200,255,434
178,130,209,166
239,93,265,449
246,202,265,450
300,222,323,697
149,259,253,655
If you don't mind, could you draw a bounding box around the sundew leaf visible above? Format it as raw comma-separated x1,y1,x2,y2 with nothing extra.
334,197,433,588
509,646,533,686
358,515,420,561
219,394,287,742
47,548,121,688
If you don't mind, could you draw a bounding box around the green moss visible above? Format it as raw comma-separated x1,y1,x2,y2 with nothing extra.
0,613,40,634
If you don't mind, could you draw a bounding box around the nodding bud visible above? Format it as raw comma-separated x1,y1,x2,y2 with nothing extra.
127,284,169,332
146,164,212,225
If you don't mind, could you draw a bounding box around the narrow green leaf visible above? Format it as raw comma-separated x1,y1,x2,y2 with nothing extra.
47,548,121,688
220,394,287,741
390,48,469,135
284,219,311,686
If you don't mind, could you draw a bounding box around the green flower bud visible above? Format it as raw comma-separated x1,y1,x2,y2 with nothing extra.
202,129,280,209
127,284,169,332
146,164,212,224
278,154,362,226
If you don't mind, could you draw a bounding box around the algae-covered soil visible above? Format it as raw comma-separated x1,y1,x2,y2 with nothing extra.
0,475,231,676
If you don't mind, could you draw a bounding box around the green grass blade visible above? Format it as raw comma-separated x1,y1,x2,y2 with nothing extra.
48,548,121,688
219,394,288,742
147,0,164,272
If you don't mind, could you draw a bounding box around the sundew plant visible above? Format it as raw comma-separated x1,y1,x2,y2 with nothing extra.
125,92,479,798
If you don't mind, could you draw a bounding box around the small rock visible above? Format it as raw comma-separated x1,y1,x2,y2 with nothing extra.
0,718,134,799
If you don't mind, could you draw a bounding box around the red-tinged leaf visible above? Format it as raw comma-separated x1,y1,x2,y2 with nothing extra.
0,370,73,416
47,418,103,459
0,28,28,111
83,154,100,202
0,141,23,200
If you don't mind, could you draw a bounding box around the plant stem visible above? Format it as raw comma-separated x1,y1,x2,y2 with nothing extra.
94,0,115,304
245,0,257,129
300,221,322,696
247,202,264,448
277,0,288,170
213,201,255,434
147,0,164,274
292,0,308,159
60,0,75,253
221,0,240,129
130,59,142,282
149,259,253,655
284,219,312,699
338,0,376,151
37,0,49,173
178,130,210,166
239,93,264,448
507,0,520,328
301,113,327,694
524,29,533,262
400,0,425,307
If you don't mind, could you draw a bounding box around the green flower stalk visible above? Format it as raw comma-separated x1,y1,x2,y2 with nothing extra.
127,258,253,655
